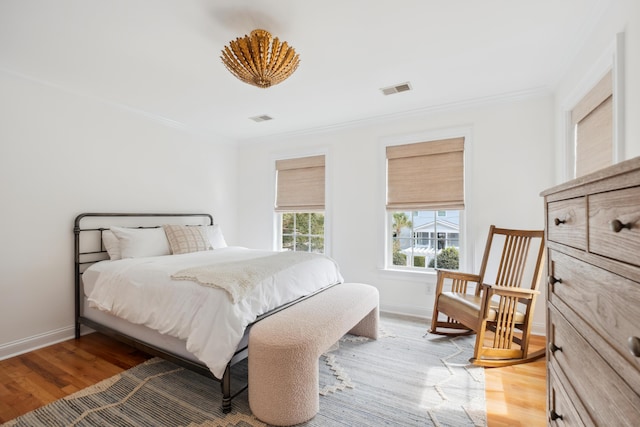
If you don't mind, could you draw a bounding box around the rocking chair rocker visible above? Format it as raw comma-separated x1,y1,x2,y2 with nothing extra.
429,225,546,367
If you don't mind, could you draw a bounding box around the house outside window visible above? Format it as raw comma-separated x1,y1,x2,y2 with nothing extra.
392,210,460,270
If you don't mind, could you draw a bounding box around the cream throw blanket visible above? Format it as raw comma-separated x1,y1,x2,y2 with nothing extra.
171,251,330,303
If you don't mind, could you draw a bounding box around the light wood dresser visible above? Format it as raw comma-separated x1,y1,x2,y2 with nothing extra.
540,156,640,426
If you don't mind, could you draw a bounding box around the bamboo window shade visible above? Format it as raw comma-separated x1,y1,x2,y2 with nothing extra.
386,137,464,211
572,70,613,177
275,155,325,212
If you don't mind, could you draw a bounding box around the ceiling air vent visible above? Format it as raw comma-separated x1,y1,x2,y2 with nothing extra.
249,114,273,122
380,82,412,96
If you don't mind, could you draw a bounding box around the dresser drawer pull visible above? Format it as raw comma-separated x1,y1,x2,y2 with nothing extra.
553,218,566,226
550,410,563,421
548,275,562,285
549,342,562,354
629,336,640,357
610,219,632,233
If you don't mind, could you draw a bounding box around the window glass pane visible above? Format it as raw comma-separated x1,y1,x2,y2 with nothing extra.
282,213,294,235
310,213,324,234
282,235,294,251
392,237,411,266
393,250,407,267
297,235,310,252
295,213,310,234
310,236,324,253
280,212,325,253
390,210,460,271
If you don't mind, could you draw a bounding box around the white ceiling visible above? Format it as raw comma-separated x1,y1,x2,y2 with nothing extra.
0,0,613,143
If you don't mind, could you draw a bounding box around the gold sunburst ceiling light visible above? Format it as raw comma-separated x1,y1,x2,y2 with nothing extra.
220,29,300,88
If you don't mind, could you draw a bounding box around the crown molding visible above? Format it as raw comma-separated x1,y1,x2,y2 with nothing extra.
0,66,234,144
2,65,551,148
238,86,552,146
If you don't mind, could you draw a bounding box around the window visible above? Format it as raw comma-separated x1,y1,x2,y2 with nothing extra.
275,155,325,253
386,137,464,271
391,210,460,270
573,70,613,177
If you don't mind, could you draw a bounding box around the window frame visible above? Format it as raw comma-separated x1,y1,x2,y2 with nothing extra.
380,127,473,275
272,149,332,255
561,32,625,180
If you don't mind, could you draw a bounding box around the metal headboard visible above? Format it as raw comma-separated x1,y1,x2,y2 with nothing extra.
73,212,214,336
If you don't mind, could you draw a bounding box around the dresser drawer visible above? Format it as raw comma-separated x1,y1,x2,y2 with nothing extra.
547,197,586,250
548,306,640,426
589,186,640,267
549,249,640,373
548,365,589,426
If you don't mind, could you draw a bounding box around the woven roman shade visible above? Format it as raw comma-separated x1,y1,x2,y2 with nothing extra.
386,137,464,211
573,70,613,177
275,155,325,212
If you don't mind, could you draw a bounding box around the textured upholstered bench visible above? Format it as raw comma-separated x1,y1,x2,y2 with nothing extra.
248,282,379,426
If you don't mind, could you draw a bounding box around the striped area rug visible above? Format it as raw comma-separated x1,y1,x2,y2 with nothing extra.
3,315,486,427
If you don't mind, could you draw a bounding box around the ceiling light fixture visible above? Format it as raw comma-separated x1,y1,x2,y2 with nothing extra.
220,29,300,89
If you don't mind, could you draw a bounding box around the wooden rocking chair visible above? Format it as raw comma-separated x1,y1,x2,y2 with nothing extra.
429,225,546,367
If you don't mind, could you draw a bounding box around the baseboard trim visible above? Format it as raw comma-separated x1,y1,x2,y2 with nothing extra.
531,321,545,337
0,313,546,362
0,326,76,361
380,303,430,321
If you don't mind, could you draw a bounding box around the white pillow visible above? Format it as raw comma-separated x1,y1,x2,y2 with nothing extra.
110,226,171,259
102,230,121,260
207,224,228,249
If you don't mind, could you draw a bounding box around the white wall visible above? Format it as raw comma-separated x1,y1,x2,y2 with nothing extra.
554,0,640,180
0,70,237,357
236,95,555,333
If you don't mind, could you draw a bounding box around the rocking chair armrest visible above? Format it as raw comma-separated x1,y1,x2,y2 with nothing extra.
436,269,481,282
482,283,540,300
434,270,481,296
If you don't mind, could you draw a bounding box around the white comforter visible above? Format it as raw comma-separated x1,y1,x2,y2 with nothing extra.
86,247,343,378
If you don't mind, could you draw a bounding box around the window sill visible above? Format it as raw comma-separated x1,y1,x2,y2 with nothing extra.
378,267,437,283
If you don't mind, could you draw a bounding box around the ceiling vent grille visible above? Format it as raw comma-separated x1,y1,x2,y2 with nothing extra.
380,82,412,96
250,114,273,122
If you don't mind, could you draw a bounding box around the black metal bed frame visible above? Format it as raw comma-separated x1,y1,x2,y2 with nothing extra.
74,212,334,413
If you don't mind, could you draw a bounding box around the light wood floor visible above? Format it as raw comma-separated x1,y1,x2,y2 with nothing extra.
484,334,547,427
0,333,547,425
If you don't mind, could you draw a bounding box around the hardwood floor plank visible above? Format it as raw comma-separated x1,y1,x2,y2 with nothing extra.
17,352,72,389
485,335,547,427
0,333,151,424
0,331,547,425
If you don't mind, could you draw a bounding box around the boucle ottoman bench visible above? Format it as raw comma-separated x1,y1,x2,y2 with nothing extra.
248,282,379,426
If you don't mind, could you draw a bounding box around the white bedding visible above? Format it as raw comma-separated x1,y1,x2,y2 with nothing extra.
85,247,344,378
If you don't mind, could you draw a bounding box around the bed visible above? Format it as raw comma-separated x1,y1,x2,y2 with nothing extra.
74,213,344,413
